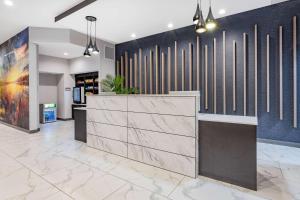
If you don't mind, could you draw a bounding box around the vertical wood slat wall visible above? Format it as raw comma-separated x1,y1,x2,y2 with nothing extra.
254,25,258,116
205,45,208,110
213,38,217,114
115,16,299,127
197,37,200,92
116,61,120,76
130,58,133,88
174,41,178,91
189,43,193,91
155,45,159,94
223,31,226,115
233,41,237,112
120,56,124,87
243,33,247,116
144,56,148,94
266,34,270,113
125,52,128,88
181,49,185,91
150,51,153,94
161,52,165,94
168,47,172,93
139,49,142,94
293,16,297,128
279,26,283,121
134,53,138,89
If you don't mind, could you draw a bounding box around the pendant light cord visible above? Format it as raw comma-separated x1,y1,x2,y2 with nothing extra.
94,20,97,42
90,20,92,41
86,19,89,44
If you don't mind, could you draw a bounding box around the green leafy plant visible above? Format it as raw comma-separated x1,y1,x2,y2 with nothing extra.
101,75,139,94
100,74,115,92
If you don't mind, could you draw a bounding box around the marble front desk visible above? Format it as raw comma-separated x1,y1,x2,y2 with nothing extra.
86,94,199,178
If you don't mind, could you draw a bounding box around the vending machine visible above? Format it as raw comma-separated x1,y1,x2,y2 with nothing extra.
73,87,85,104
40,104,57,124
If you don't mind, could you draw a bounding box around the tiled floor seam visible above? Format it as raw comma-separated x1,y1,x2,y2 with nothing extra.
167,175,185,198
101,182,129,200
0,148,75,200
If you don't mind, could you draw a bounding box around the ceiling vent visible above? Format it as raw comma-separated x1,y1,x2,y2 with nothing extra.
105,46,115,60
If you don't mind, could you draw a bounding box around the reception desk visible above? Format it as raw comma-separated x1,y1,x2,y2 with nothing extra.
86,94,199,178
198,114,258,190
83,93,258,190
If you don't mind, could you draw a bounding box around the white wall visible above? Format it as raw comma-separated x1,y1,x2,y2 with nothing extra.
29,42,39,131
69,55,100,74
38,55,74,119
57,74,65,119
27,27,115,129
69,54,115,91
32,27,115,93
39,73,58,104
39,54,69,74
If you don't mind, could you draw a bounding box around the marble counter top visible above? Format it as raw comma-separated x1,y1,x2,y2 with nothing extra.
90,91,200,98
198,113,258,126
74,107,87,111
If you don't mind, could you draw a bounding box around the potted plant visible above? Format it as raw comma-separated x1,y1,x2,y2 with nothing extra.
100,75,139,94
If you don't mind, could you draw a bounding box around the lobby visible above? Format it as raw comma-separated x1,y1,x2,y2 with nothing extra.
0,0,299,199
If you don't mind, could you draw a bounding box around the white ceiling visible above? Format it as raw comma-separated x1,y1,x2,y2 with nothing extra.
0,0,82,44
57,0,275,43
38,42,84,59
0,0,288,55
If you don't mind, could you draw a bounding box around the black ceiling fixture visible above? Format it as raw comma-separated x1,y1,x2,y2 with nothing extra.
195,0,206,34
83,18,91,57
205,0,217,30
55,0,97,22
193,0,217,34
84,16,99,57
193,0,201,25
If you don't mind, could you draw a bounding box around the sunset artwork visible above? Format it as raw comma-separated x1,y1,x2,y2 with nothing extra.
0,29,29,129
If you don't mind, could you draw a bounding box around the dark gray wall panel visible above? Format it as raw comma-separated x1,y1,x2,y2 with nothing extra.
116,0,300,143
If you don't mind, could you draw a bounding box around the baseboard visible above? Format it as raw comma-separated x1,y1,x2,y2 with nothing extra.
57,118,73,121
0,120,40,134
258,138,300,148
29,128,40,134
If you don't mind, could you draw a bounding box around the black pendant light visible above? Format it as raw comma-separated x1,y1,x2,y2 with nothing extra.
205,0,217,30
83,16,98,57
195,0,206,34
92,18,100,55
193,0,201,25
83,19,91,57
87,17,94,52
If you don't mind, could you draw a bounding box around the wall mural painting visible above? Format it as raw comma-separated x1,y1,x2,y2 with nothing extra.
0,28,29,130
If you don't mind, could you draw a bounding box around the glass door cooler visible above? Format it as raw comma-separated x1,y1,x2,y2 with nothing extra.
40,104,57,124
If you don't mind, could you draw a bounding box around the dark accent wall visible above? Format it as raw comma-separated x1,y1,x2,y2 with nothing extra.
115,0,300,144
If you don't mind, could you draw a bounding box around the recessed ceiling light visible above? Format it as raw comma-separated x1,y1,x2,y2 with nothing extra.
63,52,69,56
167,23,174,29
3,0,13,6
219,9,226,15
131,33,136,38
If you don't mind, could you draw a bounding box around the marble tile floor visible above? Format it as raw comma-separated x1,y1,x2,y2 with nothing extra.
0,121,299,200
